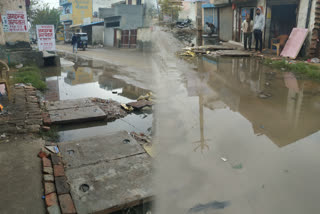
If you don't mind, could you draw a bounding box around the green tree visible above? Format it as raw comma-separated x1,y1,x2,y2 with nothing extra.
159,0,182,21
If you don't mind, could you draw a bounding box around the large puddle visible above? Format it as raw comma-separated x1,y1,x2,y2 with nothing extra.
44,57,153,142
154,55,320,214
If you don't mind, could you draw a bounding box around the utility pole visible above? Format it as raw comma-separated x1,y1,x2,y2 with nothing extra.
196,0,202,46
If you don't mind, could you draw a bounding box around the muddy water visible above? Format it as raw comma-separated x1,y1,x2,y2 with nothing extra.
153,31,320,214
44,58,153,142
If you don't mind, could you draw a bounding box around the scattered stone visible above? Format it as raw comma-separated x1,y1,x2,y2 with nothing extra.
42,126,51,131
0,134,6,138
127,100,153,110
55,176,70,195
44,174,55,182
258,92,272,99
51,154,62,165
43,157,52,167
38,150,49,158
45,182,56,195
47,204,61,214
54,164,65,177
43,167,53,175
27,124,41,133
45,192,58,207
58,194,77,214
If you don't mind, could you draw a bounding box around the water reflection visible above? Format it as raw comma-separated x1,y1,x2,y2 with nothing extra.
194,56,320,147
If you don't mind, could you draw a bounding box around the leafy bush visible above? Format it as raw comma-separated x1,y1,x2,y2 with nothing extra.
13,65,47,90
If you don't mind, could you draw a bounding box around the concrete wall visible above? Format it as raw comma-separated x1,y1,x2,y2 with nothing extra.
117,5,145,30
93,0,120,15
0,0,30,45
137,27,152,50
71,0,93,25
92,25,104,45
104,28,114,46
179,2,196,22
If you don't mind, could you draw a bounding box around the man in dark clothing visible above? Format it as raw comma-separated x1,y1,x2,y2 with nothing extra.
206,22,216,36
71,34,78,53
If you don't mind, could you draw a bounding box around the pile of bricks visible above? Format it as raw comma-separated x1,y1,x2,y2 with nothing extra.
41,150,77,214
0,85,43,134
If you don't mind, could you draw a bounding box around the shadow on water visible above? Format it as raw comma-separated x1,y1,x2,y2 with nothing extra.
43,57,153,142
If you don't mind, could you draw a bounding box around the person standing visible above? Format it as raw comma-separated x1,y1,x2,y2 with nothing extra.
71,34,78,53
242,14,253,51
253,7,265,53
206,22,216,36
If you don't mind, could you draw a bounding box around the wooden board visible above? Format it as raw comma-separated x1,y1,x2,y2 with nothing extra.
280,28,308,59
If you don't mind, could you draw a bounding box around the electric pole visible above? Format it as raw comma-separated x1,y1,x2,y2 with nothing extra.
196,0,202,46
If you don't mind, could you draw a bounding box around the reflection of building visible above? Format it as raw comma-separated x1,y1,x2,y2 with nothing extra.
200,56,320,147
64,67,95,85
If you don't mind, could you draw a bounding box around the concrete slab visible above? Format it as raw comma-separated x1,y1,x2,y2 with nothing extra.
59,131,145,169
46,98,94,111
215,50,252,57
66,153,152,214
127,100,153,110
49,106,106,124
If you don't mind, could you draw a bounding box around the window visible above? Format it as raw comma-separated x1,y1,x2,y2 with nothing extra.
106,22,120,28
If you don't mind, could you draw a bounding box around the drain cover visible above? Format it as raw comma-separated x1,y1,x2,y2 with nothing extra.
80,184,90,192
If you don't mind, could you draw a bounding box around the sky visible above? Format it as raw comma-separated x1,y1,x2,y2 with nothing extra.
41,0,60,8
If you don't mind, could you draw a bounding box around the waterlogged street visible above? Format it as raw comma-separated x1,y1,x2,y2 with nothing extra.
152,30,320,214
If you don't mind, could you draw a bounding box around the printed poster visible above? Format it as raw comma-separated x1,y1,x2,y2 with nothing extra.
6,10,28,32
36,25,56,51
1,15,9,32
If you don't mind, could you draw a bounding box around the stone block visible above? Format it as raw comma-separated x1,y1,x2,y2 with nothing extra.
54,164,65,177
55,176,70,195
45,182,56,195
44,174,55,182
43,167,53,175
47,204,61,214
51,154,62,165
58,194,77,214
43,157,52,167
45,192,58,207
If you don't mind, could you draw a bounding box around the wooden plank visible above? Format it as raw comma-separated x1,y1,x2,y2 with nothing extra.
280,28,309,59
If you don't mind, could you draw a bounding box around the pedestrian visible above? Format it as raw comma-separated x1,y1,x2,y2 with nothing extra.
206,22,216,36
71,34,78,53
242,14,253,51
253,7,265,53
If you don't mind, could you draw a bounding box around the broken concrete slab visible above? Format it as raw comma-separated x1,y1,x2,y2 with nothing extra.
58,131,145,169
45,98,95,111
49,106,106,125
127,100,153,110
66,153,152,214
215,50,252,57
91,98,127,121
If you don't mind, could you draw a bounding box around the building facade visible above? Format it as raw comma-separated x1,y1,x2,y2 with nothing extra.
210,0,320,57
99,0,152,49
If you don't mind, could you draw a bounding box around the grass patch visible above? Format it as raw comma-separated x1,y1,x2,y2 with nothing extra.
40,126,60,142
264,59,320,80
12,65,47,90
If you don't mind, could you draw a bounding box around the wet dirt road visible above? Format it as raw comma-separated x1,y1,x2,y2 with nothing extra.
152,29,320,214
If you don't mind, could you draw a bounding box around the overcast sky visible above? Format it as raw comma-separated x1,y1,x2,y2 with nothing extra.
41,0,60,8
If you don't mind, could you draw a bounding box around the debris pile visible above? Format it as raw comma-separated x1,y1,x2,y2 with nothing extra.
179,45,251,57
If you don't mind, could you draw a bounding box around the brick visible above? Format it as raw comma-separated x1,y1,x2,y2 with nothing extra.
42,126,51,131
45,182,56,195
43,167,53,175
51,154,62,165
55,177,70,195
54,165,65,177
44,174,55,182
47,204,61,214
43,157,52,167
58,194,76,214
45,192,58,207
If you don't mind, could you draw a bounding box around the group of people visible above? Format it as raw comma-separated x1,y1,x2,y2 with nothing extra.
242,7,265,53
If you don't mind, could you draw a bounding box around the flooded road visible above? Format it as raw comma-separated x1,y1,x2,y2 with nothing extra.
152,30,320,214
44,56,153,142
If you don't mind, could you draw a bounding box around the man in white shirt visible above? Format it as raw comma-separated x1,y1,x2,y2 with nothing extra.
242,14,254,51
253,7,265,53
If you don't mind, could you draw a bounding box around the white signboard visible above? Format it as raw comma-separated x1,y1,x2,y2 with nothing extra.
6,10,28,32
36,25,56,51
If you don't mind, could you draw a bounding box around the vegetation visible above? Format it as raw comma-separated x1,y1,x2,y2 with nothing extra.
13,66,47,90
159,0,182,21
27,0,62,33
40,126,60,142
264,59,320,80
